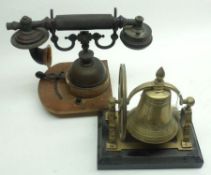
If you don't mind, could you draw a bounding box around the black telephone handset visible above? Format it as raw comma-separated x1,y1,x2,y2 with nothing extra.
6,8,152,52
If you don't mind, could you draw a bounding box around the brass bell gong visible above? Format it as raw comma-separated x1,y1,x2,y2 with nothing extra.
127,89,178,144
118,66,185,144
98,64,203,169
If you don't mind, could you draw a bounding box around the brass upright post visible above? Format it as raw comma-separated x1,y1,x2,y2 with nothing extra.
181,97,195,148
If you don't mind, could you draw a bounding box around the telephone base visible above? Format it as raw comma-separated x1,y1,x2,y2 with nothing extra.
38,60,112,117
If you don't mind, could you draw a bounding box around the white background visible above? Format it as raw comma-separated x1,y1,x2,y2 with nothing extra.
0,0,211,174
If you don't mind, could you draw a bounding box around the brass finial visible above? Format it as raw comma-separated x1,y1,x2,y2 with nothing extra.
183,97,195,108
155,67,165,82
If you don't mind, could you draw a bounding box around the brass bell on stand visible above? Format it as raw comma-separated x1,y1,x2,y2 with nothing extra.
127,67,180,144
98,64,203,169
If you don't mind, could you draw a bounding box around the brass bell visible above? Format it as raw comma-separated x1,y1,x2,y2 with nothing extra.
127,67,180,144
127,89,178,144
126,68,185,144
117,66,186,143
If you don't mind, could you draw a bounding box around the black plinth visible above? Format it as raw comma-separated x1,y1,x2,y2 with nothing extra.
97,113,204,170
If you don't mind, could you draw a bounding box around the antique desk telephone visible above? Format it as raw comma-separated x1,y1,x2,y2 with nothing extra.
6,9,152,116
6,9,203,169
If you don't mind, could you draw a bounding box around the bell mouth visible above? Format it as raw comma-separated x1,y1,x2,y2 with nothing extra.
66,74,109,98
127,108,179,144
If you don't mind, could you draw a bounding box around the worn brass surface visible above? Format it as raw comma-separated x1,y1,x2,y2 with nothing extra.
181,97,195,148
127,68,183,104
127,90,179,144
38,60,112,116
106,111,192,152
125,67,182,144
106,97,117,144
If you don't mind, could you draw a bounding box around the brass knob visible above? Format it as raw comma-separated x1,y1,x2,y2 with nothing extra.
183,97,195,107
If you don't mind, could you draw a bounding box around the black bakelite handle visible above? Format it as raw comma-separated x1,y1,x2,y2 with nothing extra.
54,14,115,30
